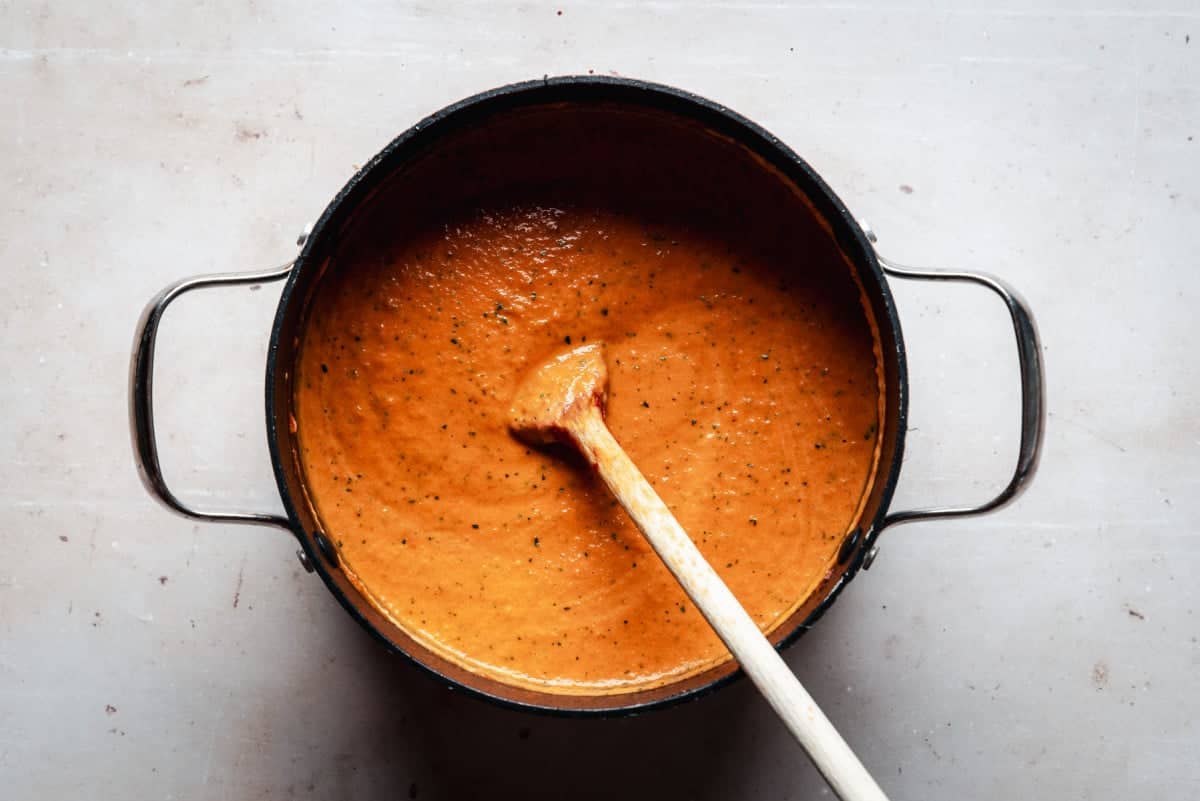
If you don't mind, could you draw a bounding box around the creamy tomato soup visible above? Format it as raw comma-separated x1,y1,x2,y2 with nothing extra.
293,109,884,694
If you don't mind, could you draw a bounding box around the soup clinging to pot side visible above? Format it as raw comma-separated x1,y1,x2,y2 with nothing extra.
292,110,884,694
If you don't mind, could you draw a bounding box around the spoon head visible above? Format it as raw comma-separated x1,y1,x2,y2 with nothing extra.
509,342,608,444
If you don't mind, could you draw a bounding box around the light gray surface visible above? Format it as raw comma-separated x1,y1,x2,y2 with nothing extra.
2,2,1197,799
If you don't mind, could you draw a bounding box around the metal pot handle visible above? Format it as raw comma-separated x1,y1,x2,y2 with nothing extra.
129,264,295,531
873,246,1046,535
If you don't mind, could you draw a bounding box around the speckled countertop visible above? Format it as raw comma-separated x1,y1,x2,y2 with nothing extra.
2,2,1197,799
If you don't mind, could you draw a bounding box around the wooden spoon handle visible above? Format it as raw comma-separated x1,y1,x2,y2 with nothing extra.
566,409,890,801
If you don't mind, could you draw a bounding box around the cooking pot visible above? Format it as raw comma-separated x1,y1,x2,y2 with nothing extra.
130,76,1044,715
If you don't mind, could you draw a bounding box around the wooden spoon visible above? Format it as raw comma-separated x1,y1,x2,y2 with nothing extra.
510,343,890,801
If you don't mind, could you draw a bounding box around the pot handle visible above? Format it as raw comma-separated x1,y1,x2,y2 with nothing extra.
874,250,1046,534
129,264,295,531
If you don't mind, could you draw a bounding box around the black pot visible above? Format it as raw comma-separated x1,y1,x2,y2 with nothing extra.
131,76,1044,715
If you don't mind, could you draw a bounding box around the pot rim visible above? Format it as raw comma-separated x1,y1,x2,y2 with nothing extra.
265,75,909,716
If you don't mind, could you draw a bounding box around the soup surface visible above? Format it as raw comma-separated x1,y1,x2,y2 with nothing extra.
293,110,883,694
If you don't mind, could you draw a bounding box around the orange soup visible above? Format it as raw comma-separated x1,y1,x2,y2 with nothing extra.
293,111,883,694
